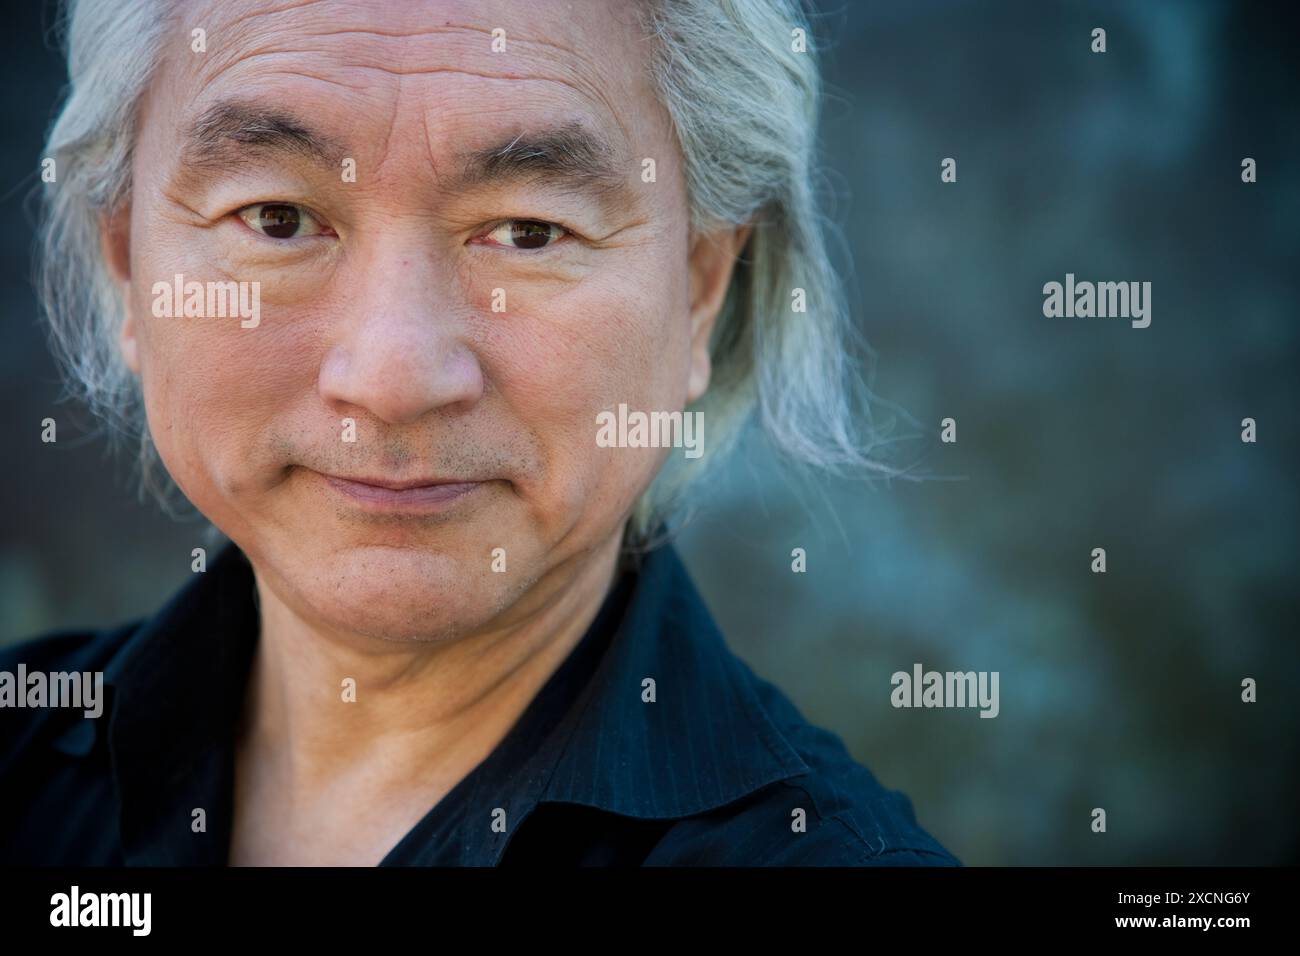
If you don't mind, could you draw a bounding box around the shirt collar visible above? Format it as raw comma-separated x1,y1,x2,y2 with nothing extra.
61,537,809,863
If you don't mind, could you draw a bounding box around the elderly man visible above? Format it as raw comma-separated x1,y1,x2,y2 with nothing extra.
1,0,958,866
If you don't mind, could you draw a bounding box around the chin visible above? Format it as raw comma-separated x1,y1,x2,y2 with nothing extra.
282,541,506,644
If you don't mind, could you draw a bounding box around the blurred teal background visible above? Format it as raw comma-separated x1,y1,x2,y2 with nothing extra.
3,0,1297,864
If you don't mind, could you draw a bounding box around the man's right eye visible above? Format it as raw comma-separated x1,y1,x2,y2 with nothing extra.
236,202,332,240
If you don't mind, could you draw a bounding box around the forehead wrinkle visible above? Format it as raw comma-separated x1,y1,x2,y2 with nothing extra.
221,0,334,30
498,33,640,151
189,52,635,154
181,9,640,154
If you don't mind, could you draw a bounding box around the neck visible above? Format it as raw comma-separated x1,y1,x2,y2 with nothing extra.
236,532,623,814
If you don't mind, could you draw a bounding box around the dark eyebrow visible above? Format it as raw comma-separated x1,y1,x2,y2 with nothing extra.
179,100,346,174
449,122,636,211
176,104,637,213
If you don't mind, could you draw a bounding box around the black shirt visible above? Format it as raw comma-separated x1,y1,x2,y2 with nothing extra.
0,540,960,866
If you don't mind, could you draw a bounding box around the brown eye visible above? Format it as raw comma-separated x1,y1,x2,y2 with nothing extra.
484,219,567,250
237,203,329,240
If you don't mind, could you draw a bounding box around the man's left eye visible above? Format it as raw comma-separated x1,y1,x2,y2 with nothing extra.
481,220,569,250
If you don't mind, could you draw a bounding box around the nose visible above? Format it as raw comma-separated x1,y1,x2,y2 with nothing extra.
318,246,485,426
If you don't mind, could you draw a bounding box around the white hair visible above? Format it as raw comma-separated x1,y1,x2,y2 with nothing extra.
37,0,915,547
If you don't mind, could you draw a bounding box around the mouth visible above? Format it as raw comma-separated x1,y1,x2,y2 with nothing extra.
317,472,487,512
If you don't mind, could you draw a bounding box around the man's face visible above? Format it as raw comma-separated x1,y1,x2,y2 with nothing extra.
110,0,729,641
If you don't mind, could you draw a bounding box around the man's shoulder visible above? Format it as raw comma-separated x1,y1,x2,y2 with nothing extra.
653,731,961,866
649,655,961,867
742,758,962,866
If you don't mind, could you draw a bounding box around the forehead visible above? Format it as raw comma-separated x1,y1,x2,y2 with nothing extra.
150,0,657,160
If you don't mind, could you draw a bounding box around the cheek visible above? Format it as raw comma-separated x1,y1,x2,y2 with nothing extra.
127,253,314,506
480,262,691,522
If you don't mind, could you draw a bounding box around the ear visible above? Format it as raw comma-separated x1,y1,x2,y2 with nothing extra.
685,222,752,404
99,204,139,374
